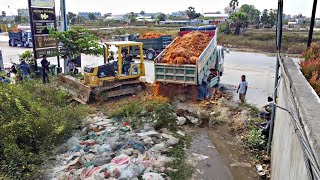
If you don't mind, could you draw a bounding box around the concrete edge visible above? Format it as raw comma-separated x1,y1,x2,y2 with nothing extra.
282,57,320,167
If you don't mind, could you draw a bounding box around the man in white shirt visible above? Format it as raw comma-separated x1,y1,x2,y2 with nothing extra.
236,75,248,102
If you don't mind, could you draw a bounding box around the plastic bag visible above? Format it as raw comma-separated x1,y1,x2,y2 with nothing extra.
142,172,165,180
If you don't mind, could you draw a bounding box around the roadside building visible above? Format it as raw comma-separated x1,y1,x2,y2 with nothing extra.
202,13,229,25
224,6,240,15
104,15,127,21
159,20,200,26
78,12,102,19
17,9,29,17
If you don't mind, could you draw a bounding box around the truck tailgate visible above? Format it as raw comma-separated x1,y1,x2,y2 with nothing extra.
155,63,197,85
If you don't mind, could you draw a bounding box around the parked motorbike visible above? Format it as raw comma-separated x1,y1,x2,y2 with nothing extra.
258,96,274,137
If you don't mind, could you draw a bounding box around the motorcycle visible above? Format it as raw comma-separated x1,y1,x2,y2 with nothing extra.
258,96,274,137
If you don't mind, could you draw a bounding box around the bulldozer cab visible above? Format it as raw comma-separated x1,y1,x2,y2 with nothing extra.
105,41,145,79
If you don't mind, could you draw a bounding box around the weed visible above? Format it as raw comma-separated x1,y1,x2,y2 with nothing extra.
165,134,193,180
110,97,178,130
247,128,266,150
0,80,89,179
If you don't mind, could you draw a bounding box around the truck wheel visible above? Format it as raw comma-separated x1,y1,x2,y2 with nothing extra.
146,50,155,60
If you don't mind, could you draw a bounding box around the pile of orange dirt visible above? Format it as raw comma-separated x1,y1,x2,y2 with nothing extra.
160,31,212,65
139,32,164,39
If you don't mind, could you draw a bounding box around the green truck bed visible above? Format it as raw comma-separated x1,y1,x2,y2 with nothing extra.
154,31,219,86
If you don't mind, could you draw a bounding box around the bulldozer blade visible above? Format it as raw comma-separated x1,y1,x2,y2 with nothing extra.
57,75,91,103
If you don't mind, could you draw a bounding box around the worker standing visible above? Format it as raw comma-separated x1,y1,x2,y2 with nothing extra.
20,60,30,80
41,55,50,83
236,75,248,103
67,59,75,76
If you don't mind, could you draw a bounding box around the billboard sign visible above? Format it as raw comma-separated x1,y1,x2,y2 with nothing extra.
31,0,55,7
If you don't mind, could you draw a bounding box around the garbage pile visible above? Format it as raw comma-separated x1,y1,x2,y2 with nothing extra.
160,31,211,65
51,115,182,180
139,32,164,39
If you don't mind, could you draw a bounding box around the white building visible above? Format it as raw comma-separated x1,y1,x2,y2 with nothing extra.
224,6,240,15
17,9,29,17
202,13,229,25
105,15,127,21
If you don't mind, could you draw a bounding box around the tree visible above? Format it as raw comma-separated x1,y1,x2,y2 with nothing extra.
186,6,201,20
49,27,104,58
1,11,6,18
261,9,269,25
14,16,22,23
129,12,136,18
88,13,96,20
67,12,77,24
268,9,277,27
229,0,239,10
240,4,261,25
77,16,85,24
219,21,232,35
157,13,166,21
230,11,249,35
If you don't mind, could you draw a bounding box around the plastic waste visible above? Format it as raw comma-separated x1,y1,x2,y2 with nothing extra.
67,137,80,149
142,172,165,180
118,160,146,179
167,137,179,146
186,115,201,125
149,142,167,152
177,116,187,126
69,145,82,152
143,123,155,131
96,131,109,144
92,155,112,167
97,144,112,154
111,154,131,165
127,140,145,151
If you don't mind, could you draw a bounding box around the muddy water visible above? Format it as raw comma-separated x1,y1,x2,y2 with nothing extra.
207,125,258,180
185,125,258,180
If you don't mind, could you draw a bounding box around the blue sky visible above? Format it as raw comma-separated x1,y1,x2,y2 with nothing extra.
0,0,318,17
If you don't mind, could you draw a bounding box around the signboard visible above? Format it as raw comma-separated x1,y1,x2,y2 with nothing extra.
32,8,55,21
33,22,54,34
35,36,57,49
31,0,55,7
29,0,58,61
36,48,58,58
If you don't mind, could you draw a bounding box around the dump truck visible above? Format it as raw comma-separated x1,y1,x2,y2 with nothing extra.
8,29,33,47
119,34,173,60
58,41,145,103
154,29,225,100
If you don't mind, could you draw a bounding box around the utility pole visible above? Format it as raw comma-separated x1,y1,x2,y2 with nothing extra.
307,0,318,47
60,0,68,31
60,0,69,73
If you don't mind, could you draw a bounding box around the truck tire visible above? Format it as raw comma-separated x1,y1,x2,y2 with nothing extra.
146,49,155,60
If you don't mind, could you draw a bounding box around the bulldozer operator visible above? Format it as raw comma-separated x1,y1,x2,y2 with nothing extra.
121,48,134,75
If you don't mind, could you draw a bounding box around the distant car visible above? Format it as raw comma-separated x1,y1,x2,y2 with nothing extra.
178,25,217,37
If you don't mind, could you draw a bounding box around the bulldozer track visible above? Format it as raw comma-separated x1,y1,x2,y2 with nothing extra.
91,79,143,101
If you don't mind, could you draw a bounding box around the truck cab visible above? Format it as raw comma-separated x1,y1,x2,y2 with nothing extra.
8,29,33,48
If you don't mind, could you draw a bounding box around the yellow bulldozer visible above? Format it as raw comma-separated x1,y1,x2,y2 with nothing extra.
58,41,145,103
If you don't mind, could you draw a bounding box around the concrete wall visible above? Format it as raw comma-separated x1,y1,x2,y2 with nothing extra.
271,58,320,180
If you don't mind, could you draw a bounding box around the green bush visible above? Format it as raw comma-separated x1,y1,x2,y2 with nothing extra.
0,81,88,179
111,97,177,130
247,128,266,150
